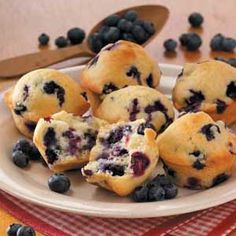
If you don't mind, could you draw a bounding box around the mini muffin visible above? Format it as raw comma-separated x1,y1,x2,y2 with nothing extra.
33,111,107,172
94,86,174,134
157,112,236,190
82,119,159,196
173,60,236,125
80,40,161,99
4,69,89,138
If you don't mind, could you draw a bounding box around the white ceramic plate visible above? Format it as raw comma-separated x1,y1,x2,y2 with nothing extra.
0,63,236,218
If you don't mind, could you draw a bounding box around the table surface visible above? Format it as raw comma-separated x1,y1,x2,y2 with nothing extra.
0,0,235,234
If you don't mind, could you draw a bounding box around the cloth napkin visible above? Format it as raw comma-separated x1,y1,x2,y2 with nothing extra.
0,190,236,236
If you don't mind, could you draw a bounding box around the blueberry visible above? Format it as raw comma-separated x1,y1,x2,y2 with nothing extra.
38,33,49,46
148,186,165,201
142,21,155,35
16,226,36,236
13,139,32,154
185,33,202,51
214,56,227,63
132,185,149,202
14,104,27,115
137,122,156,135
152,174,172,186
103,164,125,176
131,152,150,176
210,34,224,51
24,121,37,133
88,33,104,53
222,37,236,52
131,25,148,44
226,81,236,100
228,58,236,67
103,27,120,43
179,33,189,46
133,19,144,26
200,123,220,141
187,177,201,189
144,74,152,88
122,33,136,42
48,173,71,193
126,66,141,84
12,151,29,168
102,83,118,94
6,223,22,236
212,173,229,186
106,127,124,145
192,160,205,170
43,81,65,106
163,39,177,52
188,12,204,27
55,36,68,48
67,27,85,45
129,98,140,121
185,89,205,109
124,10,138,22
163,183,178,199
216,99,227,114
98,25,110,35
104,14,120,26
117,19,133,32
29,145,41,161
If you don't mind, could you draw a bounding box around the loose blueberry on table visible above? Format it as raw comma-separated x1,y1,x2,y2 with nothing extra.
48,173,71,193
6,223,22,236
16,226,36,236
55,36,68,48
179,32,202,51
38,33,49,46
188,12,204,27
67,27,85,45
163,39,177,52
132,175,178,202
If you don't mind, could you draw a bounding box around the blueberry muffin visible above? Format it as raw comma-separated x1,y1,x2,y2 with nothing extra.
157,112,236,189
82,119,159,196
33,111,107,172
80,40,161,99
94,86,174,134
4,69,89,138
173,60,236,125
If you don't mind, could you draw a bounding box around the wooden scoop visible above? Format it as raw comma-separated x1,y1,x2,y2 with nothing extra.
0,5,169,78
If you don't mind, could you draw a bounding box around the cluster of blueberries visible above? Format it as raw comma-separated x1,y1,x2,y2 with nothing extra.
12,138,71,194
132,174,178,202
38,27,86,48
88,10,155,53
7,223,35,236
163,12,236,64
163,12,204,52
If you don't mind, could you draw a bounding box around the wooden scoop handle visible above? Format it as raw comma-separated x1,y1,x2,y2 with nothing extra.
0,44,94,78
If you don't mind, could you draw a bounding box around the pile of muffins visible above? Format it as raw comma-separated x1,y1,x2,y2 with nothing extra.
4,40,236,197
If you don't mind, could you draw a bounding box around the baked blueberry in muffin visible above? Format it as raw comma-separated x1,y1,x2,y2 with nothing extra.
33,111,107,172
80,40,161,100
82,119,159,196
93,86,174,134
4,69,89,138
157,112,236,189
173,60,236,125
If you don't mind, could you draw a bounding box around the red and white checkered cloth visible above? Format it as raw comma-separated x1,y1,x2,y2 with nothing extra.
1,190,236,236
